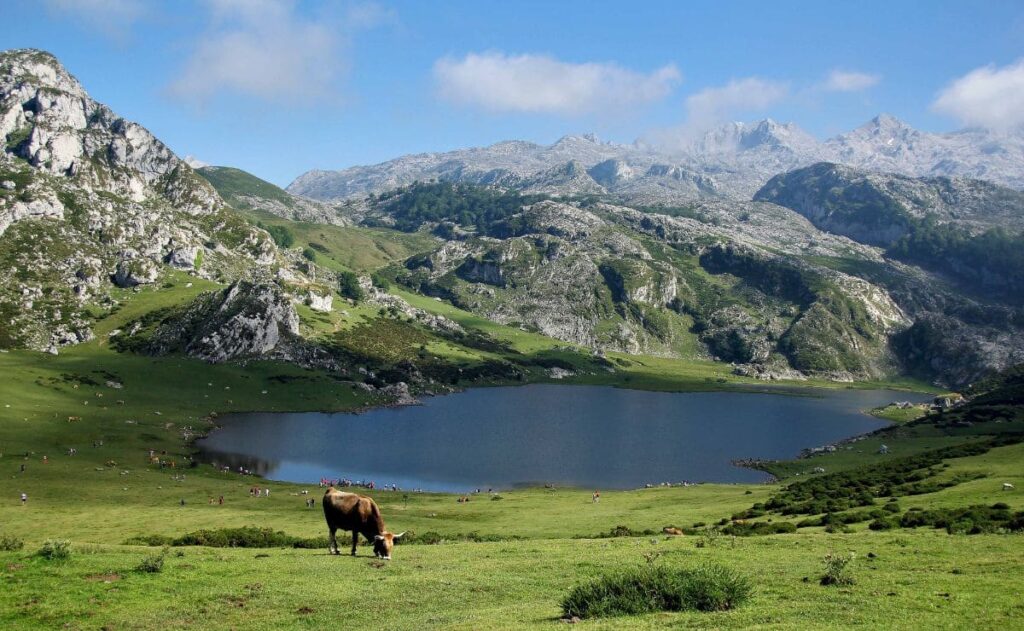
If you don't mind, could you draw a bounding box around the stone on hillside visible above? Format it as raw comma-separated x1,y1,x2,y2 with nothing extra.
145,281,300,363
112,259,158,287
1,194,65,237
307,291,333,312
165,246,199,270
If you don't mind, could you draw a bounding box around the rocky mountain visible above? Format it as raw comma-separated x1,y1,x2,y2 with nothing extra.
755,162,1024,247
0,49,291,351
288,115,1024,204
345,176,1024,386
363,182,906,381
4,48,1021,389
288,134,721,204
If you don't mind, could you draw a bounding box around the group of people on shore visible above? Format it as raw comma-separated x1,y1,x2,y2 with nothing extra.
318,477,410,492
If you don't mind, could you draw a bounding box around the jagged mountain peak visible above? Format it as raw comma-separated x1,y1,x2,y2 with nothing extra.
689,118,819,157
841,113,919,143
0,49,84,94
552,132,602,147
289,112,1024,202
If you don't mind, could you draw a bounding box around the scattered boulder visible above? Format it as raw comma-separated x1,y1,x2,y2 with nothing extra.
307,291,333,313
112,258,159,287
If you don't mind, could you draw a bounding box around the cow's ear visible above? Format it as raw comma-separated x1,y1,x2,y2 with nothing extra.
374,535,385,541
393,532,406,541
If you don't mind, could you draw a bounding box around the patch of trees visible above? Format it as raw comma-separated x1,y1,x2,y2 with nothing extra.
337,271,364,301
257,222,294,248
755,436,1021,517
897,503,1024,534
373,181,544,233
887,218,1024,305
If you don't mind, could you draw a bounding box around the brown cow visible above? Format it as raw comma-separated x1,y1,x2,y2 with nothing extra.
322,487,405,559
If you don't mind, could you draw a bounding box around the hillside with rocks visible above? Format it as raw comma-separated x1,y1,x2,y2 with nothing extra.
755,162,1024,246
0,49,298,352
3,48,1023,389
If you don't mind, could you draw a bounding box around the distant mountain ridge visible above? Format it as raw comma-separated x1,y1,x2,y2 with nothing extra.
288,115,1024,203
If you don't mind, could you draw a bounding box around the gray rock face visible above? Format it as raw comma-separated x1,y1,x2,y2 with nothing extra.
147,281,300,362
306,291,333,312
112,258,159,287
1,193,64,237
0,49,291,352
288,134,720,204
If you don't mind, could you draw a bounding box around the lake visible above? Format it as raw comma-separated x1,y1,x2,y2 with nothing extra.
195,384,933,492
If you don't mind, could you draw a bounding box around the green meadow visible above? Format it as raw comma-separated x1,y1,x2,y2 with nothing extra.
1,282,1022,630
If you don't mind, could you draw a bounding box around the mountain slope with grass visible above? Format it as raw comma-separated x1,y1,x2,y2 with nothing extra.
0,49,287,352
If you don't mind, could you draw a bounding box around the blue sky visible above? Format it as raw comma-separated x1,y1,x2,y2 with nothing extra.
3,0,1023,187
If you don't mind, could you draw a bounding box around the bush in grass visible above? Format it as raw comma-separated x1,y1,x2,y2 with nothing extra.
868,518,897,531
37,539,71,561
0,534,25,551
562,564,752,618
695,529,720,548
136,548,168,573
721,521,797,536
173,526,300,548
820,552,855,586
124,534,173,546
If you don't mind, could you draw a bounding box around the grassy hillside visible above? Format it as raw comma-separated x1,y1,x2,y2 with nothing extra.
197,166,297,209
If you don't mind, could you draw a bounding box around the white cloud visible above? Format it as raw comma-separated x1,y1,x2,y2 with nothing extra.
433,52,680,115
43,0,146,40
684,77,789,130
933,59,1024,131
822,69,880,92
168,0,355,107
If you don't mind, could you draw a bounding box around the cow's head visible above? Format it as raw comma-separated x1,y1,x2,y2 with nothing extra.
373,531,405,560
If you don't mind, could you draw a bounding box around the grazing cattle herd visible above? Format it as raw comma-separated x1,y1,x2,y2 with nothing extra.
322,487,405,559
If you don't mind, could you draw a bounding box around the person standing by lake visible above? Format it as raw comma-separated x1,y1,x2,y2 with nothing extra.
592,490,600,504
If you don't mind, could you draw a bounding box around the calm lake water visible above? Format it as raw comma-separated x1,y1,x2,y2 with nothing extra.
195,385,933,491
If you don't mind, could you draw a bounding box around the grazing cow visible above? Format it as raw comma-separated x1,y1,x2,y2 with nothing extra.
322,487,404,559
1003,483,1015,491
663,527,684,536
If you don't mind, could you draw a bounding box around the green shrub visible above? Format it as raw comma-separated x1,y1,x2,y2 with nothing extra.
0,534,25,551
820,552,855,586
38,539,71,561
257,222,295,248
898,504,1024,534
562,564,752,618
173,526,301,548
721,521,797,536
868,518,897,531
136,548,168,573
124,534,173,546
338,271,364,301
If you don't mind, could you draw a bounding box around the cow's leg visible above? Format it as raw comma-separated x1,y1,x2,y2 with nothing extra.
328,527,338,555
351,531,359,556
